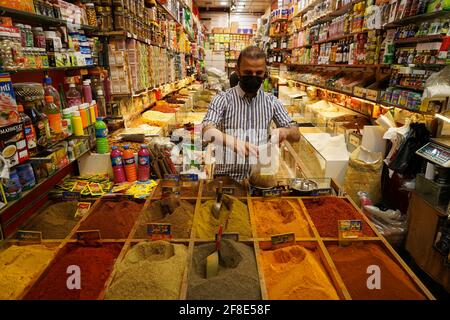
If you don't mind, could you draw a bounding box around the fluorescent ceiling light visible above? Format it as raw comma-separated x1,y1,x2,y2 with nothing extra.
220,1,227,5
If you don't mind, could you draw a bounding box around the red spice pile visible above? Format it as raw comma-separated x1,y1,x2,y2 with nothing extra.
327,243,426,300
303,197,375,237
77,200,142,239
152,104,178,113
24,243,122,300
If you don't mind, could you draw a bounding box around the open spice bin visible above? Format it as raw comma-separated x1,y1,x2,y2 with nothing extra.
0,180,435,300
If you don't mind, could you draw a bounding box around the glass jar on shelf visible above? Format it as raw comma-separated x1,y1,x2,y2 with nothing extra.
85,3,98,27
114,6,125,31
33,27,46,49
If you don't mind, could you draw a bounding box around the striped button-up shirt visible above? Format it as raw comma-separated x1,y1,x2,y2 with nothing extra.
202,85,293,181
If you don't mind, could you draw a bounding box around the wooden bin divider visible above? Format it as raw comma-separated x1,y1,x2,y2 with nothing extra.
297,198,352,300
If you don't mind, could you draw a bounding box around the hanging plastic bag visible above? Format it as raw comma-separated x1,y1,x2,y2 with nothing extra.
422,65,450,100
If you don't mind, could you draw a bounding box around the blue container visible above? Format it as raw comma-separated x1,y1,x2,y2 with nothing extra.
16,163,36,191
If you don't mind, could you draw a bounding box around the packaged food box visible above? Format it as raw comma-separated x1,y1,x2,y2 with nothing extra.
0,122,29,168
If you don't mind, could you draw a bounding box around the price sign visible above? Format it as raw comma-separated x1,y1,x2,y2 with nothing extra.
76,230,101,241
271,233,295,246
338,220,363,240
263,189,282,198
62,191,81,201
216,232,239,242
147,223,172,240
17,230,42,243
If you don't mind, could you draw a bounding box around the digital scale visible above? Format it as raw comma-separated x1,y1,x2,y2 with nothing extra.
415,138,450,209
416,138,450,169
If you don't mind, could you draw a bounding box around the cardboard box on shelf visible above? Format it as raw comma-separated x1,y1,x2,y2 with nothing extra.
0,122,29,168
223,28,231,34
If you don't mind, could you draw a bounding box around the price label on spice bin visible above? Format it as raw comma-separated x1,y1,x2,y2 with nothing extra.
180,173,199,182
76,230,102,241
147,223,172,240
17,230,42,243
216,232,239,242
338,220,363,240
222,187,236,195
263,189,282,198
271,233,296,246
62,191,81,201
164,174,180,182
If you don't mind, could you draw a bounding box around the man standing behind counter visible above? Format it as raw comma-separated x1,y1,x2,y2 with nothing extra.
202,46,300,181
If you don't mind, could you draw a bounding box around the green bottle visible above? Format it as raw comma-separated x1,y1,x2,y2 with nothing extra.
94,117,109,154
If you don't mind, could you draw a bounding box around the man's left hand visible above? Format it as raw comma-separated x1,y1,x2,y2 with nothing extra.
271,128,289,144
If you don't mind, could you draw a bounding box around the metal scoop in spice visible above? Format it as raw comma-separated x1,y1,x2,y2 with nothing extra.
211,181,223,219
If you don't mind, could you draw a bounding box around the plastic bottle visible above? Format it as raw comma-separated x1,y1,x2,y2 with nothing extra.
43,77,62,110
82,79,93,104
89,101,96,124
43,96,62,135
23,103,49,149
110,146,126,183
18,104,37,154
79,103,89,128
96,89,107,117
94,117,109,154
92,100,99,119
66,83,82,107
71,110,84,136
122,145,137,182
138,144,151,182
62,109,73,136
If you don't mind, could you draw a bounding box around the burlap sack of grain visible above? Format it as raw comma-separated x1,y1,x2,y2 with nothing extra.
343,147,383,205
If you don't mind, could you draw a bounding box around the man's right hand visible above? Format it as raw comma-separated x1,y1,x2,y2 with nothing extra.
234,140,259,157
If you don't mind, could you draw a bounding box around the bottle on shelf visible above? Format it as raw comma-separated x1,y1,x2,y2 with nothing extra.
71,111,84,136
110,146,126,183
123,145,137,182
18,104,37,155
62,109,73,136
82,80,93,104
43,77,62,110
66,84,82,108
96,89,107,117
94,117,109,154
43,96,62,137
138,145,151,182
23,103,50,149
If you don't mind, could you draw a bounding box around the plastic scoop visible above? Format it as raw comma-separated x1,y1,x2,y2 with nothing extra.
211,181,223,219
206,225,223,279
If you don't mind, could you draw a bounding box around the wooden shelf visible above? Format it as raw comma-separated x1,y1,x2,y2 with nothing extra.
384,10,450,28
0,6,96,31
2,65,98,74
380,101,434,115
393,34,445,44
289,63,389,68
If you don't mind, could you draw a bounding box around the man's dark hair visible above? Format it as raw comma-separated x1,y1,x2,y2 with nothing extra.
237,46,266,67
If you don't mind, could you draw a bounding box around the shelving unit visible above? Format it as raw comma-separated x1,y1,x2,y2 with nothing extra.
1,65,98,74
0,6,96,31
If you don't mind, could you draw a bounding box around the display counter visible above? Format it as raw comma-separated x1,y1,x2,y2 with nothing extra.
0,180,435,300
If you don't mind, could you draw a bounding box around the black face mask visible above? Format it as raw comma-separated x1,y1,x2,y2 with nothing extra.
239,75,264,94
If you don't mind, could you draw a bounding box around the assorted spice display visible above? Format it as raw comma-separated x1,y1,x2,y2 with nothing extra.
259,244,340,300
187,240,261,300
303,197,375,237
76,200,142,239
0,245,56,300
327,243,427,300
105,241,187,300
25,243,122,300
252,199,313,238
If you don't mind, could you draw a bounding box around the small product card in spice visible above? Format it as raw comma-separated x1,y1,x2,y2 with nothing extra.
147,223,172,240
338,220,363,240
17,230,42,243
71,181,89,193
75,202,92,219
76,230,101,241
217,232,239,242
62,191,81,201
271,233,296,246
